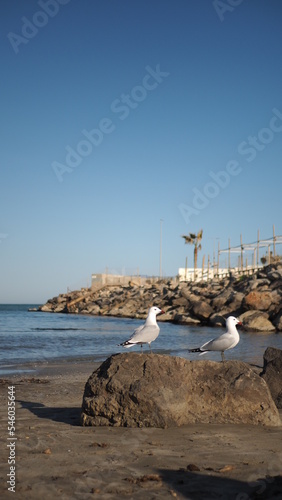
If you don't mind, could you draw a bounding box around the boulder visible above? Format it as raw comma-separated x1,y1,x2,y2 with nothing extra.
191,300,214,321
240,311,276,332
227,291,244,311
157,311,174,322
249,278,271,290
267,269,282,281
83,304,100,315
180,289,199,303
270,278,282,292
39,304,54,313
243,291,272,311
211,289,233,310
209,313,226,327
273,310,282,331
261,347,282,408
173,314,201,325
172,296,189,307
53,304,67,313
81,353,280,428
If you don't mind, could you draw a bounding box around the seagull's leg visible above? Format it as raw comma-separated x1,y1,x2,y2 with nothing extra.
140,343,143,353
148,343,152,353
221,351,225,362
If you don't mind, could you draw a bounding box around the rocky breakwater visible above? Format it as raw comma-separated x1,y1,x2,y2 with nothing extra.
38,262,282,331
81,353,281,427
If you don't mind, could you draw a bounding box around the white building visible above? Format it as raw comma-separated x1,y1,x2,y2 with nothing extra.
178,267,230,282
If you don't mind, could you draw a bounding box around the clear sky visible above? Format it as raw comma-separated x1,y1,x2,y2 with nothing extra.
1,0,282,303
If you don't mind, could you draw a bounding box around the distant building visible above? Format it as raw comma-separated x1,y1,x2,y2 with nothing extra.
178,267,230,282
178,264,263,282
91,273,132,287
91,273,163,289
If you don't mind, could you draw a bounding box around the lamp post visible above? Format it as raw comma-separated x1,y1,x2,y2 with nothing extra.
160,219,163,278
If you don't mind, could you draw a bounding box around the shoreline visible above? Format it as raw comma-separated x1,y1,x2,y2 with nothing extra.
0,351,265,379
0,357,102,378
0,358,281,499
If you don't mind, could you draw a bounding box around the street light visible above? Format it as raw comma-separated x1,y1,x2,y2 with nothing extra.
160,219,163,278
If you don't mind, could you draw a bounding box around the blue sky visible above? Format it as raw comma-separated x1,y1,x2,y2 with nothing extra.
1,0,282,303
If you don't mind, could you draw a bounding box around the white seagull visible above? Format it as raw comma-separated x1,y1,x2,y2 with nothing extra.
189,316,242,362
119,306,165,352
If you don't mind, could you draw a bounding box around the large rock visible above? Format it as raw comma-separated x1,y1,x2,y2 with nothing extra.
191,300,214,321
40,303,54,313
81,353,280,428
173,313,201,325
261,347,282,408
211,289,234,310
243,290,273,311
249,278,271,290
273,310,282,331
208,313,226,327
240,311,276,332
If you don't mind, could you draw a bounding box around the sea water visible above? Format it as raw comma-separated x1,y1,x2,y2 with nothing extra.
1,304,282,375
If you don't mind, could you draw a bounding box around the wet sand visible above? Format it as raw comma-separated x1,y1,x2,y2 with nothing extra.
0,359,282,499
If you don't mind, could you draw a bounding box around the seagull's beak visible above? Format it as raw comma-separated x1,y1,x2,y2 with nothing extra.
160,309,165,315
237,321,243,326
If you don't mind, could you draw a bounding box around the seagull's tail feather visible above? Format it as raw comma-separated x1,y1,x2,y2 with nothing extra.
189,348,208,356
118,341,134,348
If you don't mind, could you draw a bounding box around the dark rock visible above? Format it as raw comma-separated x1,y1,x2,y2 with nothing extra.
211,289,234,310
267,269,282,281
180,288,199,303
191,300,213,321
249,278,271,290
81,353,280,428
209,314,226,327
172,297,189,307
173,314,201,325
272,310,282,331
261,347,282,408
227,291,244,312
269,278,282,292
84,304,100,315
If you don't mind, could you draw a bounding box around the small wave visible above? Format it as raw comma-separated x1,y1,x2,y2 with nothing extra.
31,327,87,331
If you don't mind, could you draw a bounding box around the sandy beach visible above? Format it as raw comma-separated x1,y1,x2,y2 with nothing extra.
1,359,282,500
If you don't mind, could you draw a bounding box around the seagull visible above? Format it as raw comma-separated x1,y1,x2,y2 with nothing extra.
119,306,165,352
189,316,242,362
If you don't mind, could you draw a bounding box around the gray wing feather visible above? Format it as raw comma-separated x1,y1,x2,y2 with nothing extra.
201,333,235,352
128,324,160,344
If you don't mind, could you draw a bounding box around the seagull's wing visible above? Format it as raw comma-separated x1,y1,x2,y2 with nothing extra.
128,324,160,345
201,333,234,352
131,324,143,336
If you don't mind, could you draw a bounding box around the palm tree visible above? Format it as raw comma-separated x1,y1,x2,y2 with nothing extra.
182,229,203,280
